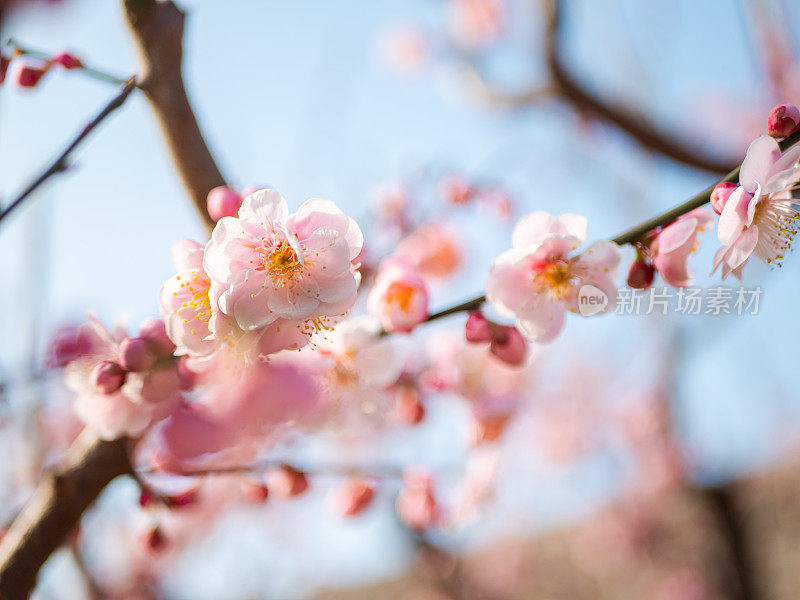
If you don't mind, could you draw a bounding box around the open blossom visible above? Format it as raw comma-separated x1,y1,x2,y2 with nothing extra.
650,208,715,287
395,223,463,280
714,135,800,279
204,189,363,332
367,258,429,333
486,212,621,343
303,316,402,431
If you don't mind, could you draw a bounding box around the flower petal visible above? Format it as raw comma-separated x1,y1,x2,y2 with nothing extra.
740,135,781,192
239,189,289,225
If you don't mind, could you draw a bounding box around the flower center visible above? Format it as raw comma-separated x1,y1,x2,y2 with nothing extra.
536,259,577,300
176,271,212,328
262,238,303,286
753,197,800,266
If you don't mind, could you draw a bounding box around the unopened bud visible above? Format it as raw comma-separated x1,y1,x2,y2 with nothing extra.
464,310,492,343
90,361,125,394
207,186,243,221
241,480,270,503
14,63,47,88
268,464,309,498
53,51,82,70
139,317,176,358
0,54,9,85
767,103,800,138
394,386,425,425
627,259,655,290
118,337,157,372
489,326,527,366
143,525,166,554
710,182,738,215
328,478,375,517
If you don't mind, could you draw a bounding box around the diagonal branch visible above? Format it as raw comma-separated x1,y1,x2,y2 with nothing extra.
543,0,735,175
0,430,134,600
122,0,226,234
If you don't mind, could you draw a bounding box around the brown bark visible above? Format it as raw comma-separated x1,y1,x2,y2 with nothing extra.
0,431,133,600
122,0,226,234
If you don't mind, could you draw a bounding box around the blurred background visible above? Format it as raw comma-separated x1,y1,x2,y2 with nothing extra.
2,0,800,598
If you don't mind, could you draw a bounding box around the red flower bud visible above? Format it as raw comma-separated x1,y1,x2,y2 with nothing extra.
489,326,527,366
14,63,48,88
626,259,655,290
143,525,166,554
767,103,800,138
464,310,492,343
90,361,126,394
53,51,82,70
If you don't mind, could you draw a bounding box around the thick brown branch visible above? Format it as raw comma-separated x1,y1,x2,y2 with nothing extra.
123,0,225,234
0,430,133,600
543,0,735,175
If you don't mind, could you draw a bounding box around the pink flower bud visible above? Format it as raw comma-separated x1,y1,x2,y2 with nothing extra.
328,478,376,517
489,326,527,366
206,186,243,221
139,488,155,508
267,464,309,498
139,317,176,358
90,361,126,394
118,337,157,372
134,367,181,404
0,54,9,85
710,181,738,215
626,258,655,290
397,469,437,531
465,311,492,343
241,481,270,503
394,386,425,425
53,51,82,70
14,63,47,88
767,103,800,138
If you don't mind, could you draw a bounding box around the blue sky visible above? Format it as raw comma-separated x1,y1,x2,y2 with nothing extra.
3,0,800,597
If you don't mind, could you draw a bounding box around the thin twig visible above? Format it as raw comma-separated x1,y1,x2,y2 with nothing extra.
6,38,130,86
0,78,137,228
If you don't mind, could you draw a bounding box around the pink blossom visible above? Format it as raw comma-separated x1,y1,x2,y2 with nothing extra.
650,208,715,287
203,189,363,331
90,361,125,394
118,337,157,372
438,175,474,205
714,135,800,279
767,103,800,138
464,311,492,343
486,212,621,343
206,186,243,222
448,0,504,50
64,316,166,440
138,317,176,357
367,259,429,333
395,224,463,279
394,385,426,425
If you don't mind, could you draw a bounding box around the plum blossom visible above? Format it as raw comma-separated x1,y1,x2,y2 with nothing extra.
395,223,463,280
64,316,180,440
486,212,621,343
203,189,363,333
714,135,800,279
649,209,715,288
448,0,504,50
367,258,429,333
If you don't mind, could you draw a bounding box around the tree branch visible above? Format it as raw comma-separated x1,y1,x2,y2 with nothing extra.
542,0,735,175
0,430,134,600
0,79,137,229
122,0,225,234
